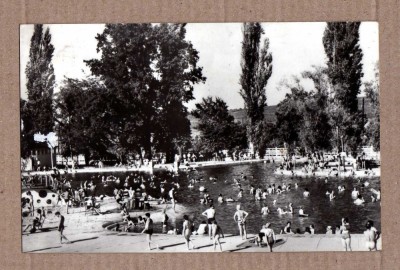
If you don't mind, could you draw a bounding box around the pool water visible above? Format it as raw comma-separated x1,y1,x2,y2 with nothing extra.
65,163,381,235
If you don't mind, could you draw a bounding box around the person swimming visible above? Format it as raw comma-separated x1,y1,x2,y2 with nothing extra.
298,206,308,217
267,185,273,194
261,204,269,215
277,207,287,215
351,187,359,199
262,189,268,199
303,188,310,197
287,203,293,214
217,194,224,203
354,195,365,205
329,190,335,201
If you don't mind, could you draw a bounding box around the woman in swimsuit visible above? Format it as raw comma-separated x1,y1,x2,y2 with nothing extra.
233,204,249,240
340,217,351,251
182,215,195,250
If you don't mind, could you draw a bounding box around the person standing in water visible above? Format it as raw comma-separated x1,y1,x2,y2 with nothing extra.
261,204,269,215
142,213,159,251
233,204,249,240
55,212,71,244
182,215,195,250
211,220,224,252
202,204,216,240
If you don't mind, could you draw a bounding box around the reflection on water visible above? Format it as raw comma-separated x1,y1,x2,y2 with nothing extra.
66,163,381,234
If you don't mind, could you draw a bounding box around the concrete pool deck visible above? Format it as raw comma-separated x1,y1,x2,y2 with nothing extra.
23,229,382,253
22,203,382,253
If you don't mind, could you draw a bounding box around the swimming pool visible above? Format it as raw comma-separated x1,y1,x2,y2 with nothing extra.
65,162,381,235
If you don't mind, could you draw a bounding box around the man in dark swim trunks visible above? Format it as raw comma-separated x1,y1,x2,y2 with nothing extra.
55,212,71,244
202,204,216,239
142,213,158,250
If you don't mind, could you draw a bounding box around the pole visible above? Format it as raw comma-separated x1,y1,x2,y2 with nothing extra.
50,147,54,169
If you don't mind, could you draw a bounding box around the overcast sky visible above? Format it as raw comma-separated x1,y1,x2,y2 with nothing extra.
20,22,378,110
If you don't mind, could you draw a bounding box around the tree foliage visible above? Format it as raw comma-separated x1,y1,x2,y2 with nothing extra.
323,22,364,153
275,67,333,153
22,24,55,158
323,22,363,113
364,62,380,151
84,23,205,162
192,97,247,155
25,24,55,135
239,23,273,154
55,78,116,160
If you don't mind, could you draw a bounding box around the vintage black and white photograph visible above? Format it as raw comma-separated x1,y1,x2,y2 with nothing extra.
20,22,380,253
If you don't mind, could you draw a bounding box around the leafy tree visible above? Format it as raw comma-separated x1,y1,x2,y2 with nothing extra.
192,97,247,155
20,99,35,158
25,24,55,135
300,67,333,152
275,79,308,152
85,23,205,162
55,78,116,160
323,22,363,113
239,23,273,155
323,22,364,154
275,67,333,153
22,24,55,158
85,23,157,162
364,62,380,151
152,24,206,161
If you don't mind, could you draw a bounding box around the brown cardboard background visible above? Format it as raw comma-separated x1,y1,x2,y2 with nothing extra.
0,0,398,269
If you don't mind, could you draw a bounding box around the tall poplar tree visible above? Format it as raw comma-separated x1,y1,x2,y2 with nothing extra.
25,24,55,135
323,22,364,153
22,24,55,158
239,22,273,156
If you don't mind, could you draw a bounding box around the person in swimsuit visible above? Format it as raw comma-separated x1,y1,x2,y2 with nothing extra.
364,222,377,251
182,215,195,250
309,224,315,234
233,204,249,240
255,222,276,252
142,213,158,250
55,212,71,244
202,204,216,239
340,217,351,251
169,187,176,212
211,220,224,252
366,220,380,249
298,206,309,217
282,221,293,234
261,204,269,215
